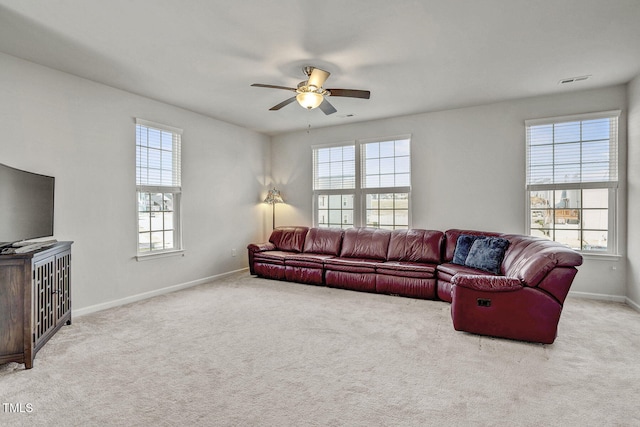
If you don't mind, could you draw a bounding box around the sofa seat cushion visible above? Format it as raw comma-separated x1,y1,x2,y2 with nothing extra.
437,262,495,281
324,257,383,273
377,261,437,279
253,250,295,265
285,253,336,268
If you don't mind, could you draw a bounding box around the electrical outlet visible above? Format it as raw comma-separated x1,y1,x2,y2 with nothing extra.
231,249,237,257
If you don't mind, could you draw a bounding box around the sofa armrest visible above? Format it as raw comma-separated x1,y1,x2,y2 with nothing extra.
247,242,276,275
248,242,276,253
451,274,522,292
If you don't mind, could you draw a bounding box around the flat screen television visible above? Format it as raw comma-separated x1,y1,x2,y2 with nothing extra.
0,163,55,246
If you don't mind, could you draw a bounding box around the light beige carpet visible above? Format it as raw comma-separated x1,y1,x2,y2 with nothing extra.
1,272,639,426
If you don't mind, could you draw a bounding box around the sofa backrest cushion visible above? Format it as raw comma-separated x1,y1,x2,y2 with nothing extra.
269,226,309,253
444,229,501,263
387,229,443,263
340,228,391,260
303,228,344,255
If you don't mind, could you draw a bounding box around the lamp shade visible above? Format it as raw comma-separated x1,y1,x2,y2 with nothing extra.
264,188,284,204
296,92,323,110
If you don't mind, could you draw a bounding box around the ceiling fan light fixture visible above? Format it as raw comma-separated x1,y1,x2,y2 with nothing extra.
296,91,323,110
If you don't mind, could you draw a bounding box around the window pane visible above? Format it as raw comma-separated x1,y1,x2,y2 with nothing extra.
164,231,174,249
554,121,580,143
366,210,379,227
164,212,174,230
151,231,164,250
394,210,409,226
555,229,580,250
583,209,608,230
380,174,395,187
396,173,410,187
148,128,162,149
379,157,394,174
366,158,379,175
529,125,553,145
318,209,328,225
138,233,151,252
529,144,553,166
342,195,354,209
330,146,343,162
395,193,409,209
554,142,580,164
583,230,608,251
366,175,380,188
582,118,610,141
138,212,150,233
395,139,410,156
395,156,410,174
150,212,164,231
583,189,608,208
364,142,379,159
380,141,394,157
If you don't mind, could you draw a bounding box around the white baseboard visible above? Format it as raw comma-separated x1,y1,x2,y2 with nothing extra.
567,290,627,303
626,297,640,313
72,268,248,318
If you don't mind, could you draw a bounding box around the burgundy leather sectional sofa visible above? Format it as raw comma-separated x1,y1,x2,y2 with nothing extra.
247,226,583,344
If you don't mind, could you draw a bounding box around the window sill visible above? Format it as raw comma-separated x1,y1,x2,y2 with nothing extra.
579,252,623,262
135,249,185,262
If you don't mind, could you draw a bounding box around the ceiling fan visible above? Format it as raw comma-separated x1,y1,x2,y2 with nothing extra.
251,66,370,115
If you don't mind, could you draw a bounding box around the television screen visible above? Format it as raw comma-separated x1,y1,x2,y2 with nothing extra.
0,163,55,245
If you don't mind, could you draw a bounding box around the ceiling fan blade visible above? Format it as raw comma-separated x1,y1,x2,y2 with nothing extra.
251,83,297,92
319,98,337,115
307,68,330,88
327,89,371,99
269,96,297,111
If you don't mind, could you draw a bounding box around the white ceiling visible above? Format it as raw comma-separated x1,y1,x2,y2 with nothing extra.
1,0,640,136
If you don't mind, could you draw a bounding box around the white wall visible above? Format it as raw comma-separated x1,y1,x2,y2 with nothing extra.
0,52,271,312
271,85,628,299
627,75,640,310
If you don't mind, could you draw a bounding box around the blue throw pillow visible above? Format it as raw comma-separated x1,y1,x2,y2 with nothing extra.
452,234,481,265
464,237,510,274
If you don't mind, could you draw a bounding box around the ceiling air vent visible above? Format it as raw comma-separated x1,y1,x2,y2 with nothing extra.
559,75,591,85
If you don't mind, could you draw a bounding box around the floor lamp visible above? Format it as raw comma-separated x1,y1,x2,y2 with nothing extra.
264,188,284,229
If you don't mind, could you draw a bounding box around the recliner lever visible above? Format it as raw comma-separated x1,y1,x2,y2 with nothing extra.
477,298,492,307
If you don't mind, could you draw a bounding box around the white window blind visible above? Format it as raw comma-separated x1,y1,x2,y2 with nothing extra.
313,144,356,190
526,111,619,190
361,138,411,188
136,118,182,191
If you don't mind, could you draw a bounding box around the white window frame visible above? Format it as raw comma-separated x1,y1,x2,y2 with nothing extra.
312,135,412,229
135,118,184,260
525,110,620,255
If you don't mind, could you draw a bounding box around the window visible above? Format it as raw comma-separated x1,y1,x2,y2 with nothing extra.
136,119,182,256
525,111,619,253
313,136,411,229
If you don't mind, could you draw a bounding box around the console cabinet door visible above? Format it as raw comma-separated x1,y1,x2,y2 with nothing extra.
33,255,57,348
55,249,71,325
